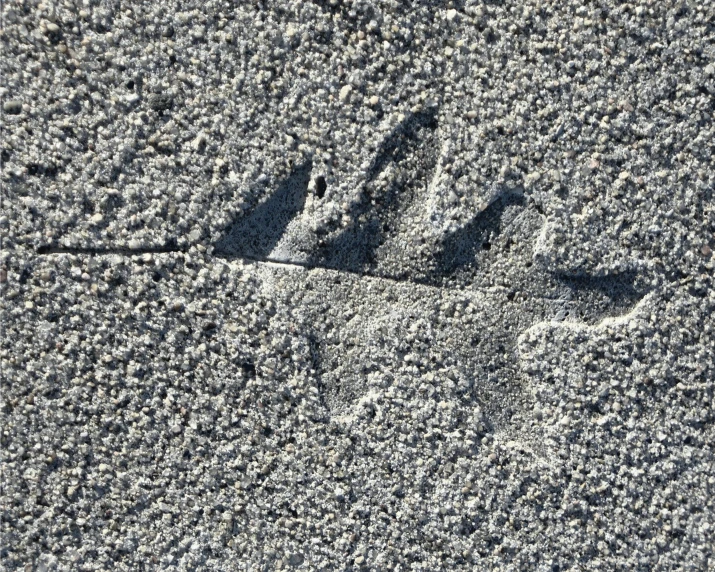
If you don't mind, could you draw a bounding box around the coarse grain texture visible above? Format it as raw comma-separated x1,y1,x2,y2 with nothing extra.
2,0,714,570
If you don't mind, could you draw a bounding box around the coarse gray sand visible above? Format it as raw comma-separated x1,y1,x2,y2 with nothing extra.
1,1,714,570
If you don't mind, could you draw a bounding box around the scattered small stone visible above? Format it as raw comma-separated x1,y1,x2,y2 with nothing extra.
339,85,352,102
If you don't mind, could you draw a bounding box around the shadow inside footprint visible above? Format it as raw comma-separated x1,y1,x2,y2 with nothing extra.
311,216,383,273
420,191,526,285
309,110,440,274
364,108,438,184
214,161,312,258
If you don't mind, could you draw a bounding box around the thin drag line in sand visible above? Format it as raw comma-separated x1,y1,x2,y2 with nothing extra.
36,244,189,256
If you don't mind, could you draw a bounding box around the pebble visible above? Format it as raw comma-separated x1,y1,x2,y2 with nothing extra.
339,85,352,102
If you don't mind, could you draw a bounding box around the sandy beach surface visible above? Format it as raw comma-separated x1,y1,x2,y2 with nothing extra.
2,1,714,570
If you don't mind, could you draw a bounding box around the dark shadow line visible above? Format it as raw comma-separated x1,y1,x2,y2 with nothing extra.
36,244,188,256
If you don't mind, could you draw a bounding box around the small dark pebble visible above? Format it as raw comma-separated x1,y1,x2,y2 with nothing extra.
315,176,327,198
241,362,256,378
